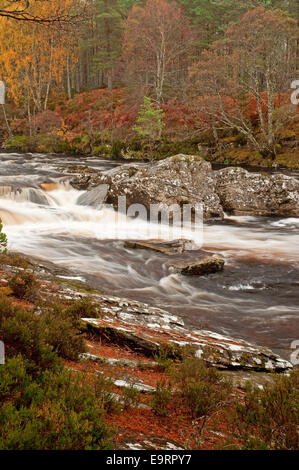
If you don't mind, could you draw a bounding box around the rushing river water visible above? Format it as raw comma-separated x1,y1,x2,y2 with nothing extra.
0,152,298,359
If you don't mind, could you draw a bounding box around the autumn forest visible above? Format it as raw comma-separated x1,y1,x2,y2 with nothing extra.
0,0,297,167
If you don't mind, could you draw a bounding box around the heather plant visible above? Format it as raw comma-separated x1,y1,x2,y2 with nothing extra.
66,296,100,319
227,372,299,450
173,358,232,418
9,270,39,301
152,380,172,417
122,383,141,410
0,294,114,450
0,296,86,373
0,356,113,450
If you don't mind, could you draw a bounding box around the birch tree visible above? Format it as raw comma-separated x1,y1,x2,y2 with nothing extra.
189,7,298,156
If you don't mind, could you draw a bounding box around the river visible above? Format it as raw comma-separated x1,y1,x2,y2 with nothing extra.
0,152,298,359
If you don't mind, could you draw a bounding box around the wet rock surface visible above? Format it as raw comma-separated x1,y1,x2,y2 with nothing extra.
81,313,291,372
167,255,225,275
124,239,194,256
77,184,109,208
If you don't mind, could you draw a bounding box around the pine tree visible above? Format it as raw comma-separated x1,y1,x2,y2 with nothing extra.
93,0,123,91
0,219,7,255
133,96,165,160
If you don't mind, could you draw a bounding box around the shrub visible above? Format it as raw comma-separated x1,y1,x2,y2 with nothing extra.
8,270,39,301
152,380,172,417
111,140,126,159
93,374,121,415
0,296,86,372
92,144,111,156
122,384,141,410
0,297,59,374
235,133,247,146
1,253,30,269
65,297,100,319
173,358,232,418
228,372,299,450
41,304,86,361
4,135,32,152
154,347,174,372
0,356,113,450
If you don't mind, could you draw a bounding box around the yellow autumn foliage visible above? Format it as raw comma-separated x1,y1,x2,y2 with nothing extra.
0,0,78,109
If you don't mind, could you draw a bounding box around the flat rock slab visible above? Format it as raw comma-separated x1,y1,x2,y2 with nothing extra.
124,239,194,256
120,436,184,451
81,308,292,372
167,255,225,275
80,352,156,370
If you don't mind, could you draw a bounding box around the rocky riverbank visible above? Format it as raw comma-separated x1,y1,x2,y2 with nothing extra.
0,253,292,373
1,251,296,450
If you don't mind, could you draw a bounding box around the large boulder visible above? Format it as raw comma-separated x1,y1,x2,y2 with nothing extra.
99,155,224,220
216,167,299,217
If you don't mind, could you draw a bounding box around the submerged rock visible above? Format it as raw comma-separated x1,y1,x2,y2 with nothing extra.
216,167,299,217
167,255,225,275
124,239,194,256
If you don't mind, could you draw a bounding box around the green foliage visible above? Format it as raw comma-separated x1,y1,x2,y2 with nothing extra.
66,297,100,319
0,218,7,255
173,358,232,418
5,135,32,153
134,97,165,158
41,304,87,362
122,383,141,410
94,0,123,71
177,0,293,49
0,296,60,374
228,372,299,450
92,144,111,156
71,134,93,154
154,347,174,372
0,356,113,450
0,295,86,373
151,380,172,417
1,253,30,269
111,139,127,159
9,270,39,302
0,292,115,450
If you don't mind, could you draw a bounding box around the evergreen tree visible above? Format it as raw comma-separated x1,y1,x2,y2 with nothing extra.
0,218,7,255
93,0,124,91
133,96,165,159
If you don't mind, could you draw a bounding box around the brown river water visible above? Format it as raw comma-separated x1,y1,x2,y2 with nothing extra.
0,152,298,359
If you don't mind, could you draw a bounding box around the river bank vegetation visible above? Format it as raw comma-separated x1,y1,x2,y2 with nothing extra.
0,253,298,450
0,0,298,167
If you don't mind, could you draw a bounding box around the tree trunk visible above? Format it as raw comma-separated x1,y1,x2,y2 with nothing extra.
66,52,72,100
2,105,12,137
